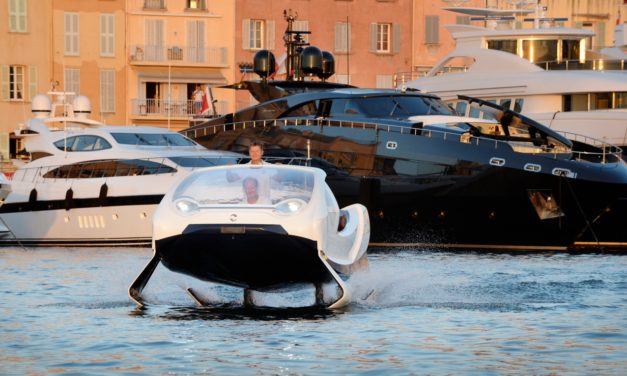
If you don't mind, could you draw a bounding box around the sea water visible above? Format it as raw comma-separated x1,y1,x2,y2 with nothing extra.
1,247,626,375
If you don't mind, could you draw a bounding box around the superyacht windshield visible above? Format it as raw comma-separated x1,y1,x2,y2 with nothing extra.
330,95,455,119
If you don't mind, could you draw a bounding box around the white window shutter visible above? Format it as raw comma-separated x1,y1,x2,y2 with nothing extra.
18,0,27,32
369,23,377,52
266,20,275,50
100,14,115,56
392,23,401,53
1,65,9,101
242,19,250,50
28,65,37,101
100,69,115,113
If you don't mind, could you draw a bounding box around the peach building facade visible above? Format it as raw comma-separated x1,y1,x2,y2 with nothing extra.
1,0,627,159
125,0,235,130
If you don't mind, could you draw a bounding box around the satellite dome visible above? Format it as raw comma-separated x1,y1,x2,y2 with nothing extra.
253,50,276,79
72,95,92,118
300,46,322,76
31,94,52,118
319,51,335,80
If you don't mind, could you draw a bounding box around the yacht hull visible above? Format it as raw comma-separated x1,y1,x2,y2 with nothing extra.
156,224,331,290
0,201,159,246
192,126,627,251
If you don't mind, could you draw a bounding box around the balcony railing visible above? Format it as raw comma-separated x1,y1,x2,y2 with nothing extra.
131,98,227,118
130,44,228,66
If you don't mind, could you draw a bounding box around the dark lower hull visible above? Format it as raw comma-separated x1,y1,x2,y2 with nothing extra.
156,224,332,290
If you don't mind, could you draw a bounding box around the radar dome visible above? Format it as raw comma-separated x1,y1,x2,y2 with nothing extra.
253,50,276,79
319,51,335,80
31,94,52,118
300,46,322,76
72,95,92,118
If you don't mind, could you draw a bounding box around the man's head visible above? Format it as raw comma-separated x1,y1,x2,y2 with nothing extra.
249,141,264,165
242,177,259,203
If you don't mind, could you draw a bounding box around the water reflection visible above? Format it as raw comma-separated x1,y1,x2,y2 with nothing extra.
130,304,343,322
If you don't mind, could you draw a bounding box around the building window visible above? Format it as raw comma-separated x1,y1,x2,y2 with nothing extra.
456,16,470,25
335,22,351,53
100,14,115,57
8,0,27,32
187,20,205,63
293,20,309,44
64,68,80,96
143,0,165,10
6,65,24,100
425,15,439,44
242,19,275,50
64,12,80,56
377,23,390,52
187,0,206,10
335,74,351,85
370,23,400,54
376,75,393,89
100,69,115,113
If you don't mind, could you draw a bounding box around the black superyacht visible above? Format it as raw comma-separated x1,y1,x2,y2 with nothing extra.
183,18,627,251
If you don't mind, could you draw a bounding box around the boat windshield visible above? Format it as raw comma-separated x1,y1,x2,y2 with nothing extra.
172,166,315,207
111,132,197,147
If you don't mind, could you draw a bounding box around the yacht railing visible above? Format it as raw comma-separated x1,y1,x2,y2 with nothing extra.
184,118,623,163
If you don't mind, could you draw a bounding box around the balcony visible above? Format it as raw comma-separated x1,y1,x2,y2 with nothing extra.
130,44,228,67
132,98,195,118
130,98,226,119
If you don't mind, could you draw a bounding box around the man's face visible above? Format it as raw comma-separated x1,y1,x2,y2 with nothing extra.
249,145,263,163
244,179,257,197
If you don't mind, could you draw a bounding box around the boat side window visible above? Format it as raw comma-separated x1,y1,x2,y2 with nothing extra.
42,159,177,179
54,136,112,152
499,99,512,111
111,133,196,147
615,92,627,109
561,39,580,61
514,98,524,112
522,39,558,63
280,100,318,118
454,101,467,116
487,39,517,55
168,156,241,167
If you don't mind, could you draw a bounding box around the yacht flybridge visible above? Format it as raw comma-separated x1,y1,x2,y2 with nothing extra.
399,5,627,152
0,92,241,246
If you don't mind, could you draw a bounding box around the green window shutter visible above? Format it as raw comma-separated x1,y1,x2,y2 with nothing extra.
28,65,37,101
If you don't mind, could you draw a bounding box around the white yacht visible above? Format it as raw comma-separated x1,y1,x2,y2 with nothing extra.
0,92,241,246
401,6,627,151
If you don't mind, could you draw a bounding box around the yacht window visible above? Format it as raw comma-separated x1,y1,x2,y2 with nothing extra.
561,39,580,61
514,98,524,112
281,100,318,117
455,101,468,116
487,39,517,55
590,92,611,110
615,92,627,109
499,99,512,111
54,136,112,152
42,159,177,179
111,132,197,146
330,96,453,119
522,39,558,63
168,156,240,167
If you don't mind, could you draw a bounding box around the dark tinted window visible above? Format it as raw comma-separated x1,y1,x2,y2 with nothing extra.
54,136,112,151
111,132,197,146
43,159,177,179
168,156,241,167
330,95,454,118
